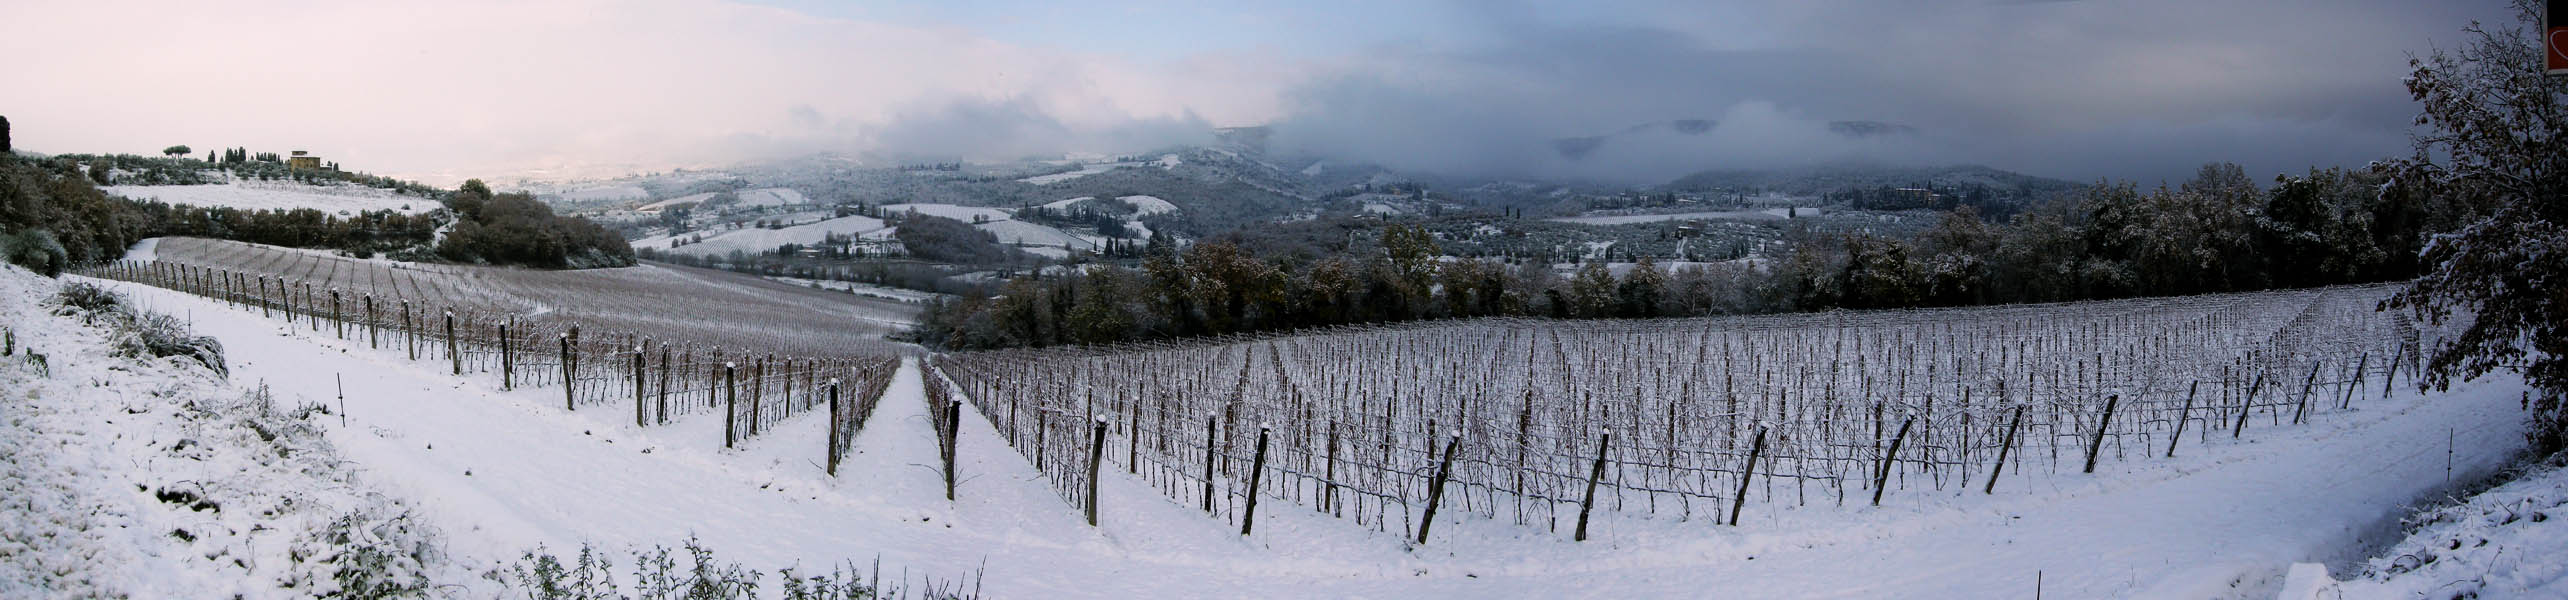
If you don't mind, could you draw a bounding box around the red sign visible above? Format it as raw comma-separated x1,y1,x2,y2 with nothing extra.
2552,0,2568,74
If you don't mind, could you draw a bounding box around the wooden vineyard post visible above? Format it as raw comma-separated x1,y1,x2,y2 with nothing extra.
2082,395,2117,474
749,358,765,438
402,301,415,360
826,381,842,477
943,402,960,501
1874,416,1915,506
1732,426,1766,526
1986,406,2024,495
1086,419,1107,527
2292,362,2320,425
499,322,514,390
2167,382,2198,458
281,280,294,324
2341,354,2368,410
560,332,575,411
657,347,671,425
1416,432,1462,545
331,289,342,339
1202,415,1218,513
2234,373,2264,439
724,363,739,449
1575,432,1610,541
1323,420,1340,515
365,295,377,349
258,277,272,318
1242,427,1271,536
634,346,648,427
1128,408,1141,475
444,310,459,375
2383,351,2401,400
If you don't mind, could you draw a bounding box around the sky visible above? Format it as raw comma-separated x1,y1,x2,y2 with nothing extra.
0,0,2522,186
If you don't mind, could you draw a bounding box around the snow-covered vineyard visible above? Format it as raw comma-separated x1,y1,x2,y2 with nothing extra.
2,246,2543,598
933,285,2419,539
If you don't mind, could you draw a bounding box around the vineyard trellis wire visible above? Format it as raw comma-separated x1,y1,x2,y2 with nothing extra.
78,255,907,457
931,284,2425,541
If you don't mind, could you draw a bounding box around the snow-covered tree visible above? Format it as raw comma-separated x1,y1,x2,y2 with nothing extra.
2386,0,2568,455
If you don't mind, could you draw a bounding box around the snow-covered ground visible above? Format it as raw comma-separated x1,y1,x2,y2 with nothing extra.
1116,194,1177,216
638,188,806,212
37,270,2541,599
0,267,460,598
532,184,650,203
1549,207,1823,225
765,276,947,304
883,203,1010,223
2284,454,2568,598
631,215,890,257
106,180,437,215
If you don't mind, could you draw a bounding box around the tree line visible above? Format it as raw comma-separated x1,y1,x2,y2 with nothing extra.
915,162,2451,349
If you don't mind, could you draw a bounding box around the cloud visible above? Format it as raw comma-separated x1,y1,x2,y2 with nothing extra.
0,0,2516,186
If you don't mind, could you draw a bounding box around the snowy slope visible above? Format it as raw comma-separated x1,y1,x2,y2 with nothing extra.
107,180,436,215
2285,456,2568,598
70,273,2542,599
633,215,889,257
883,203,1010,222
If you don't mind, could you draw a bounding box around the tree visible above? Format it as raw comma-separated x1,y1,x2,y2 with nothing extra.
2385,0,2568,455
162,145,191,158
1,114,11,155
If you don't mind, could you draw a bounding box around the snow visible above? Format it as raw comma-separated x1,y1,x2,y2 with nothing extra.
2296,455,2568,598
978,219,1093,250
0,267,457,598
541,185,650,203
1020,164,1119,185
1039,196,1096,211
1549,207,1824,225
34,268,2545,599
1300,161,1326,177
638,192,715,212
883,203,1011,223
1116,194,1178,216
633,215,889,257
106,180,435,215
733,188,807,207
765,276,947,304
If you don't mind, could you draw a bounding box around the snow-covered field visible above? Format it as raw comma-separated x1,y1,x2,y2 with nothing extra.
766,276,947,304
1117,194,1177,216
632,214,890,257
106,180,437,215
7,263,2535,598
1549,207,1823,225
883,203,1010,223
2285,455,2568,598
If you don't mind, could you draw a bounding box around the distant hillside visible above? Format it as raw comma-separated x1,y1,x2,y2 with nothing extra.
1668,163,2078,204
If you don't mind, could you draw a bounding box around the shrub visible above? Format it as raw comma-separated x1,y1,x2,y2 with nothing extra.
110,310,227,377
1,229,68,277
54,280,119,313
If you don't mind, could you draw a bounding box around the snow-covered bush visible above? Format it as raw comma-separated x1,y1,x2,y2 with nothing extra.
494,539,976,600
107,310,226,377
0,228,68,277
53,280,118,313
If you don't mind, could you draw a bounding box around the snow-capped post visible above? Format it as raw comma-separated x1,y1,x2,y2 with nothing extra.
1128,407,1142,475
259,277,272,318
1730,425,1767,526
280,278,293,324
724,362,739,449
2167,382,2198,458
2233,372,2264,439
1242,426,1271,536
362,294,375,348
633,343,647,427
1875,416,1915,505
402,301,415,361
1416,430,1462,545
306,283,318,332
826,380,841,476
2081,395,2117,474
2292,362,2320,425
443,310,458,375
1986,406,2023,495
1086,417,1107,527
1202,415,1219,513
1575,432,1611,541
499,321,513,390
328,288,344,341
559,331,575,411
